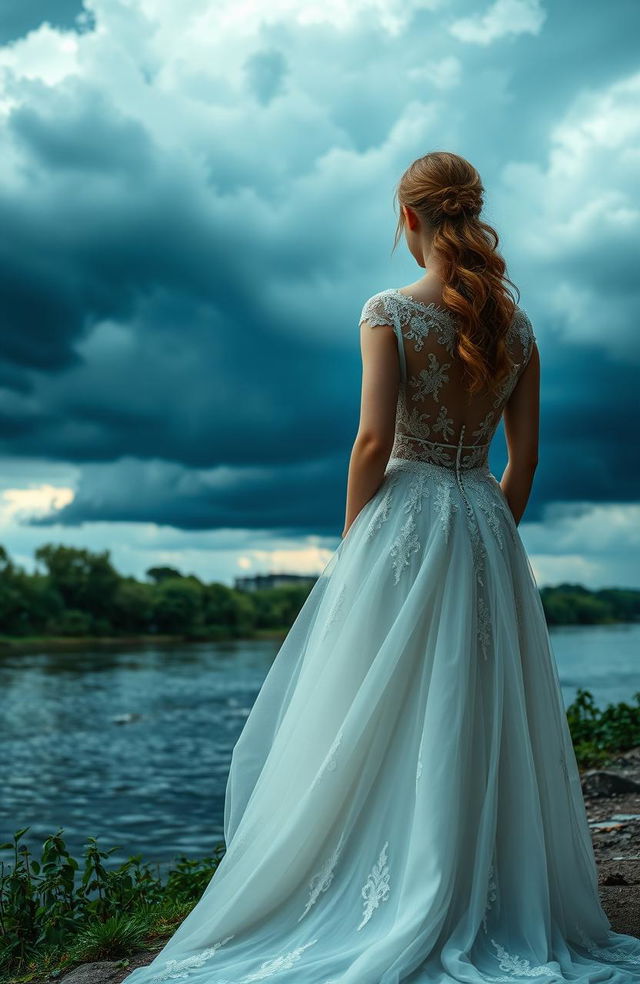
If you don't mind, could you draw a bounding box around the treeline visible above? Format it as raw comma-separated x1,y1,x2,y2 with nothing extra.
539,583,640,625
0,544,638,642
0,544,313,640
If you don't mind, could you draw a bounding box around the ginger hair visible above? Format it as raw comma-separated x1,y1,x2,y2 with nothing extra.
392,150,520,396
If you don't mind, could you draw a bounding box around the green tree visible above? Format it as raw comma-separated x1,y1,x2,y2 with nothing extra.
151,576,204,634
112,578,155,633
35,544,120,624
146,566,183,584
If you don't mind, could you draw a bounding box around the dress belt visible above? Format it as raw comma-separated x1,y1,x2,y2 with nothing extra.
399,433,490,451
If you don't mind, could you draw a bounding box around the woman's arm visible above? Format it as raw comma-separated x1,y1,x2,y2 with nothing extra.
500,342,540,525
341,319,400,538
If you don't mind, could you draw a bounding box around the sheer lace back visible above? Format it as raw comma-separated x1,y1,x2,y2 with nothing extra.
359,288,536,472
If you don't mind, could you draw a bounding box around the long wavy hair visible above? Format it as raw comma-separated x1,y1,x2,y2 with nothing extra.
392,151,520,396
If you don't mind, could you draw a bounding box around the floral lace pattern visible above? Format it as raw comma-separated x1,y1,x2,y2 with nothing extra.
147,935,235,982
390,514,421,583
489,938,559,979
359,289,536,476
357,841,391,930
410,353,451,402
433,479,459,544
366,471,400,538
298,834,346,922
240,939,319,980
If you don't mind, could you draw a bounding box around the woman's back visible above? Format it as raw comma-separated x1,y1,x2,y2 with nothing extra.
359,288,537,472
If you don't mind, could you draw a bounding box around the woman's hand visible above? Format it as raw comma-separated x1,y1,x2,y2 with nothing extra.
342,317,400,534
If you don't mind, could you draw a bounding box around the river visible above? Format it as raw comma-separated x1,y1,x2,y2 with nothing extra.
1,624,639,867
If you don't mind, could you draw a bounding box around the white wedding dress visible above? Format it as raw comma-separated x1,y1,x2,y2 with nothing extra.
124,289,640,983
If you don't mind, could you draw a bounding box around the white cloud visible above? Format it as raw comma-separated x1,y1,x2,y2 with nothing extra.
0,23,79,89
521,502,640,588
0,485,74,524
499,71,640,357
450,0,545,45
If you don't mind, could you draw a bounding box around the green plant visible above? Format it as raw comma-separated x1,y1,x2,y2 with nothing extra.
0,828,225,979
566,687,640,769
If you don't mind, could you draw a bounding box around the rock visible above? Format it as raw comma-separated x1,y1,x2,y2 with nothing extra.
602,871,629,886
581,770,640,798
60,961,124,983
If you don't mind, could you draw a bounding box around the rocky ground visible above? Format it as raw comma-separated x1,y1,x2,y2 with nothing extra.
581,745,640,938
39,748,640,983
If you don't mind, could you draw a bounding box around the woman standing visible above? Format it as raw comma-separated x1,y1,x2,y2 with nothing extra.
124,151,640,983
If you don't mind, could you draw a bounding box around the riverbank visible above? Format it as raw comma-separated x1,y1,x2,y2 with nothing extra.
10,750,635,984
583,743,640,937
0,628,289,655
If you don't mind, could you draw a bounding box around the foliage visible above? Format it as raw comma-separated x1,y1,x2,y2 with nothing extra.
565,687,640,768
540,582,640,625
0,827,224,979
0,542,317,643
0,541,638,645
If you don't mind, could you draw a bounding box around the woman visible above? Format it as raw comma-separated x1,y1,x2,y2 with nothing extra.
124,152,640,983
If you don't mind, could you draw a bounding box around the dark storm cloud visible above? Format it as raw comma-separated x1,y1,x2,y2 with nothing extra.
0,0,87,44
1,0,638,537
25,327,638,533
27,454,349,534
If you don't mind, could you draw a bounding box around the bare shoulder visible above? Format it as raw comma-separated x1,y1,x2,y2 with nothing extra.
395,283,445,307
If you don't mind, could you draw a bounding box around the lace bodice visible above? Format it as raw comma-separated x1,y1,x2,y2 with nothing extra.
359,288,536,472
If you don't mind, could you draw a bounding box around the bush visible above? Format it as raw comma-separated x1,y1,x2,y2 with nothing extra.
566,687,640,768
45,609,94,637
0,828,225,979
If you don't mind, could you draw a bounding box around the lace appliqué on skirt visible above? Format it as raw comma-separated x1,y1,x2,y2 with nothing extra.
147,935,235,982
298,834,346,922
357,841,390,931
389,469,433,583
489,938,560,980
239,939,319,981
390,516,420,583
366,471,401,539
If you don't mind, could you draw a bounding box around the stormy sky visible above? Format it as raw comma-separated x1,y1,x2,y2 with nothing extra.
0,0,638,588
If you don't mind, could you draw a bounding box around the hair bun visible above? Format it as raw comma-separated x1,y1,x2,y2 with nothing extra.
437,186,482,219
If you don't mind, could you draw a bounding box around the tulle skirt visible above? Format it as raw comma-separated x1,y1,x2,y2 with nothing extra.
123,456,640,983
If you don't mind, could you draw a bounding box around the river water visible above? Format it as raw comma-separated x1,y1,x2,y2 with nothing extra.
1,625,639,868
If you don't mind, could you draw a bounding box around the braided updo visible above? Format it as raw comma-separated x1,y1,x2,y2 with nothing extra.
391,150,520,395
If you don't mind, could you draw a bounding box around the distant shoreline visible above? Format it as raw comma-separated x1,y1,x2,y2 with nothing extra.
0,619,638,656
0,628,289,655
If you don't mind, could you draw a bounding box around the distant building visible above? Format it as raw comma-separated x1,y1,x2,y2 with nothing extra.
234,572,318,592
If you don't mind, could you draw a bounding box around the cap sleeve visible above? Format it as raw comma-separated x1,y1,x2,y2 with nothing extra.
359,292,392,328
359,292,407,382
512,307,537,367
